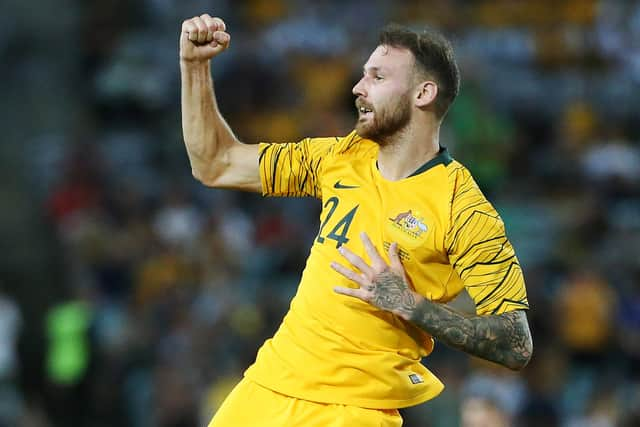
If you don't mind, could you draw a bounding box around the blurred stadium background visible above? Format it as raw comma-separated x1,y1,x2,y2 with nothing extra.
1,0,639,426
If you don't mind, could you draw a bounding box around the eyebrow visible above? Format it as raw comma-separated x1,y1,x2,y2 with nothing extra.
363,66,384,74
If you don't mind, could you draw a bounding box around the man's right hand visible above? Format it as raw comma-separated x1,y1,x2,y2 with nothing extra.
180,14,230,62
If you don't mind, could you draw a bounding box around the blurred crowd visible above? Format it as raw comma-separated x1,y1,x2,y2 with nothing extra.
1,0,640,426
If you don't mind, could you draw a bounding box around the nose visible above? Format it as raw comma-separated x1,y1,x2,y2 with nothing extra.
352,77,366,97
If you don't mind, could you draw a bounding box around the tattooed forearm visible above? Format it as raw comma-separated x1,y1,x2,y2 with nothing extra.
408,300,533,370
334,243,533,371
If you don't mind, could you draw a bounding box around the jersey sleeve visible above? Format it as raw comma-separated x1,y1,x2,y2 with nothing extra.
445,166,529,315
258,137,338,198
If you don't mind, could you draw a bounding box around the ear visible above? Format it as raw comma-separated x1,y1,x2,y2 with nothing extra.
415,81,438,108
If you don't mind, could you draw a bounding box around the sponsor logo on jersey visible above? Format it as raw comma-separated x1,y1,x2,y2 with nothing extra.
408,373,424,384
333,180,359,189
388,210,428,238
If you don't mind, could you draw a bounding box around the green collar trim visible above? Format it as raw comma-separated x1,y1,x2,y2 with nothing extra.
408,146,453,178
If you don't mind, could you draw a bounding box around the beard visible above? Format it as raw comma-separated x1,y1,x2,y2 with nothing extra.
355,94,412,146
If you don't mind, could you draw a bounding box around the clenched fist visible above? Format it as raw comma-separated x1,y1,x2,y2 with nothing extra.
180,14,230,62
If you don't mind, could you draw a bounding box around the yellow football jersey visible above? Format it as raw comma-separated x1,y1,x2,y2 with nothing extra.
244,131,529,409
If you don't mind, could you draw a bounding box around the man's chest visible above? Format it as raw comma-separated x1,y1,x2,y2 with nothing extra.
316,161,450,269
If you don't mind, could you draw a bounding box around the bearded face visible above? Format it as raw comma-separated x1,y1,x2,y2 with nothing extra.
354,89,412,145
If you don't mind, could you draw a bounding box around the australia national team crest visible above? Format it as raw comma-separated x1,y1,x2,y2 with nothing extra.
388,210,428,239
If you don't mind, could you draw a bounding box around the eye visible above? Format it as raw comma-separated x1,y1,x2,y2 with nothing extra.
374,75,384,81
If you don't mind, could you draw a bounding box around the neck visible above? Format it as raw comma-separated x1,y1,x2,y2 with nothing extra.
377,119,441,181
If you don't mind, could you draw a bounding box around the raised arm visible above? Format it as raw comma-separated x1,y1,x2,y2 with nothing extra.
180,14,260,191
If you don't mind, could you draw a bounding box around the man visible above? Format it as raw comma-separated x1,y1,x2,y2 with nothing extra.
180,13,533,427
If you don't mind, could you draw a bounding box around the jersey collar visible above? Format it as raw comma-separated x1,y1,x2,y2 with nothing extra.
407,146,453,178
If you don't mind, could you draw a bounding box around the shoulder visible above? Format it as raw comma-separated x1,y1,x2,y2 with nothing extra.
258,131,376,165
444,160,492,206
445,160,474,191
331,131,378,158
444,160,500,220
280,131,377,165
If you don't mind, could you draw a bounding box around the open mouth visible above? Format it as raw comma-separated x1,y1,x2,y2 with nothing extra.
357,106,374,120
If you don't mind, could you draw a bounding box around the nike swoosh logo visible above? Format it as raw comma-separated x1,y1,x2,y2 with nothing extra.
334,180,359,189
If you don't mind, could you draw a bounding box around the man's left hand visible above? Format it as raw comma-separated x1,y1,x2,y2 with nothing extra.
331,232,421,320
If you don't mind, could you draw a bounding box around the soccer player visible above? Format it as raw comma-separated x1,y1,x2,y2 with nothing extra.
180,13,533,427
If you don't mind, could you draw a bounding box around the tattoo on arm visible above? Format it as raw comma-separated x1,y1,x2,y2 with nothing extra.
369,270,533,370
409,300,533,370
371,271,417,318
